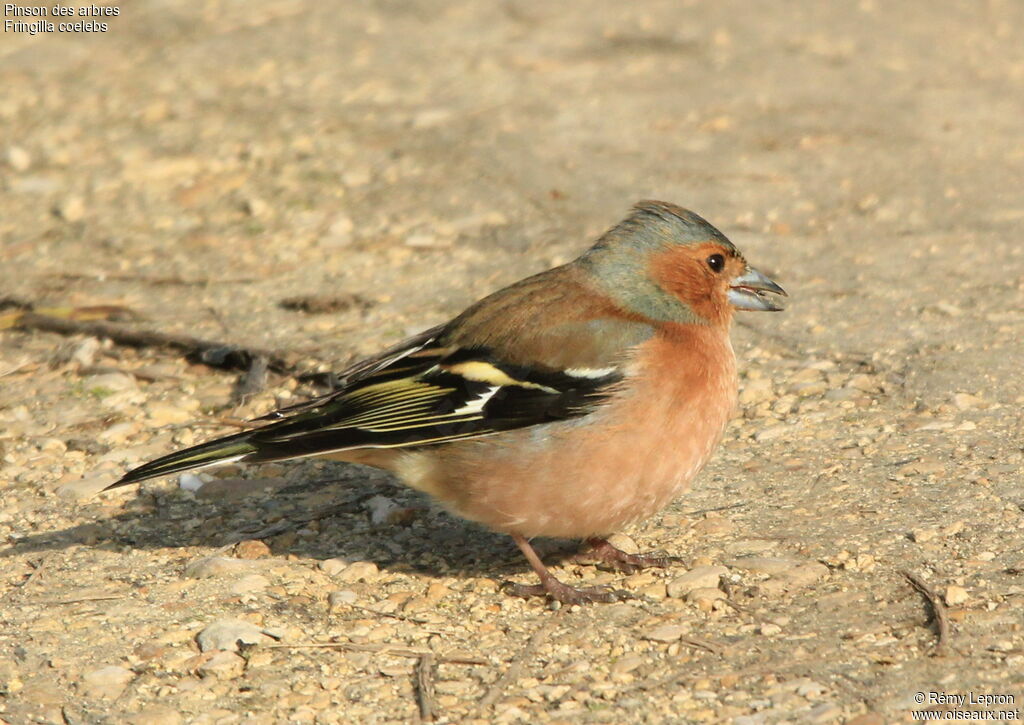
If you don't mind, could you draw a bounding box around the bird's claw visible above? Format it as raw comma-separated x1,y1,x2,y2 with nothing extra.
575,539,683,574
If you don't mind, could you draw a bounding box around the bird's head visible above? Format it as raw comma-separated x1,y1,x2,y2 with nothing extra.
580,200,787,327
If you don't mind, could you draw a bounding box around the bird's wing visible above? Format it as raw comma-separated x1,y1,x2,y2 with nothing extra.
242,341,626,460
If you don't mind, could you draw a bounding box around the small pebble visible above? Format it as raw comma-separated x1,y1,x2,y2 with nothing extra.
178,473,205,492
234,539,272,559
644,624,689,642
328,590,358,610
6,145,31,171
230,574,270,595
184,556,258,579
55,196,85,222
945,585,969,606
197,651,246,680
333,561,380,583
80,666,134,699
196,618,273,652
667,566,727,598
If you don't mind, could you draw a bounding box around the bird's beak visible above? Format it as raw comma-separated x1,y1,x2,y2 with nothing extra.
728,267,788,312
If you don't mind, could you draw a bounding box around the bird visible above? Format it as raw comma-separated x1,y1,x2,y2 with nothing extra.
105,200,787,604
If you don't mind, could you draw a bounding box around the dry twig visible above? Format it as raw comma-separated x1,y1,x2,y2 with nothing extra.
16,553,53,590
901,569,951,655
678,635,728,657
35,595,125,605
415,653,436,722
14,312,301,374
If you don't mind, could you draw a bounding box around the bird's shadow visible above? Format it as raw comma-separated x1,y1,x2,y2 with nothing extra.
1,462,579,581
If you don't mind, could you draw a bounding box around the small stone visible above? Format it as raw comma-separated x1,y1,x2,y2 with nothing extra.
197,651,246,680
754,424,789,442
846,374,882,393
639,582,668,600
686,587,726,606
184,556,257,578
808,703,843,723
610,654,645,675
757,563,829,595
644,624,689,642
80,666,134,699
56,195,86,222
899,457,945,476
97,421,140,445
145,402,193,427
406,232,448,248
341,167,371,187
723,540,778,555
230,574,270,595
790,367,824,383
942,520,965,537
945,585,969,606
739,378,774,405
6,145,31,171
319,558,349,576
67,336,101,367
794,679,827,696
178,473,205,492
911,528,938,543
333,561,380,583
605,532,639,555
244,197,269,218
931,302,963,317
951,392,986,410
667,566,727,598
235,539,271,559
423,581,451,603
691,517,735,536
328,590,358,610
412,107,453,128
133,640,168,661
319,215,354,247
759,623,782,636
196,618,273,652
82,372,137,393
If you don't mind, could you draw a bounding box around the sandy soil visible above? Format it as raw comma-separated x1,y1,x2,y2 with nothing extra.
2,1,1023,723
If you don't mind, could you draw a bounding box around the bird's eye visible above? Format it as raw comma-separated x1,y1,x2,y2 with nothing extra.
707,254,725,273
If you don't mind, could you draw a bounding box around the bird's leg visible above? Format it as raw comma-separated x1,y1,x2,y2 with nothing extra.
504,534,628,605
574,537,681,574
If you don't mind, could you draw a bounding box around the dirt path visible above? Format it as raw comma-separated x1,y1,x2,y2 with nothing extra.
2,1,1023,722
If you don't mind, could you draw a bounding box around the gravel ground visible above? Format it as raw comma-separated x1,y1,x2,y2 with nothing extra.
2,1,1023,723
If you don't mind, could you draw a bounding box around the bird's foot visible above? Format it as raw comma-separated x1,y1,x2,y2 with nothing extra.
507,532,630,604
503,578,629,605
575,537,682,574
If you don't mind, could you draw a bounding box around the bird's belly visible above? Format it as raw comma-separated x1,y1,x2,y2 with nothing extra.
397,374,735,538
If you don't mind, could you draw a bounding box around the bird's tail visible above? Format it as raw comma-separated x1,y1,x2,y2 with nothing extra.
104,431,258,489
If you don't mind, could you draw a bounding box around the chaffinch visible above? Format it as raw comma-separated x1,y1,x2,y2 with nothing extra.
107,201,787,604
